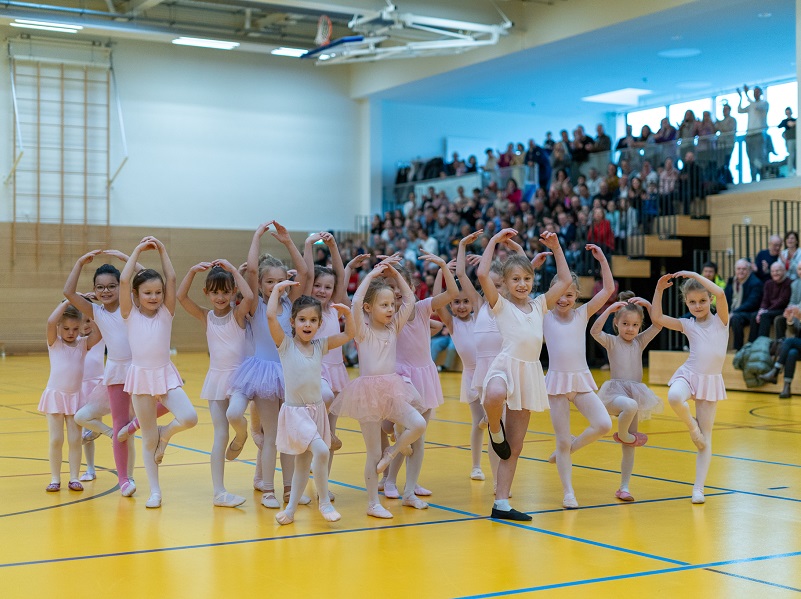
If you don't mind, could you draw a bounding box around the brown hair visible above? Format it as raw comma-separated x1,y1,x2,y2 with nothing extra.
132,268,164,294
613,290,643,332
205,266,235,294
62,305,82,323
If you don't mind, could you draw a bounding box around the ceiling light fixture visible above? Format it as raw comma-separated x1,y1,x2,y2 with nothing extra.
271,47,308,58
172,37,240,50
582,88,652,106
11,19,83,33
758,12,772,18
657,48,701,59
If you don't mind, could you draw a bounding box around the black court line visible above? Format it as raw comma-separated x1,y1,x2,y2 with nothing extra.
524,490,735,515
705,568,801,593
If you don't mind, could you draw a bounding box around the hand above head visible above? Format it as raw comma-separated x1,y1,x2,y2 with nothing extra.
531,251,553,269
377,253,402,267
101,249,127,262
656,274,674,290
628,297,651,308
255,221,274,238
135,238,158,252
460,230,483,245
419,250,446,268
539,230,560,250
446,259,457,273
81,291,97,301
466,254,482,266
320,232,337,248
586,243,606,261
270,221,291,244
491,228,518,244
78,249,102,265
191,261,214,273
371,263,389,276
273,280,300,294
212,259,236,272
305,232,324,245
346,254,371,270
330,303,352,316
671,270,694,280
608,301,628,312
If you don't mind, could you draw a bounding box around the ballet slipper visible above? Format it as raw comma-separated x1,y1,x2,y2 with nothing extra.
261,492,280,509
478,415,488,430
689,419,706,450
214,492,246,507
68,480,84,492
117,419,139,443
691,488,705,504
251,428,265,450
283,490,312,505
401,495,428,510
376,448,394,474
154,425,169,465
377,477,386,492
366,503,393,519
562,493,579,509
398,443,413,457
45,482,61,492
319,503,341,522
613,432,648,447
145,493,162,509
120,479,136,497
470,468,485,481
615,489,635,502
275,510,295,525
253,478,270,492
383,481,400,499
79,471,96,482
329,433,343,451
489,420,511,460
414,485,431,496
225,430,248,461
82,430,101,445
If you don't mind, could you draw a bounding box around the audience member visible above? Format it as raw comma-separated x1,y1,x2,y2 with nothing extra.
725,259,765,350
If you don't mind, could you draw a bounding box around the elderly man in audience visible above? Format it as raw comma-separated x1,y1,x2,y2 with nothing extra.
726,258,765,350
749,261,791,341
754,235,783,282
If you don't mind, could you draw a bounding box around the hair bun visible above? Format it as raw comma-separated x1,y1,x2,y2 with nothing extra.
618,290,636,302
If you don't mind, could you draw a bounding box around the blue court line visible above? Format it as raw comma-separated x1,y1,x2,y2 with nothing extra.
453,550,801,597
705,568,801,593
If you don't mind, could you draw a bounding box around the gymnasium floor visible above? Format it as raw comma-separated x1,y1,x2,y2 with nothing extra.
2,353,801,598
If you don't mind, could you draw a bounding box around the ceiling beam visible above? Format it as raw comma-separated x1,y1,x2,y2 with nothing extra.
128,0,168,15
239,1,367,18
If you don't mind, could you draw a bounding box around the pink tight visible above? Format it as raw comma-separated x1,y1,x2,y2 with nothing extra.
107,384,133,487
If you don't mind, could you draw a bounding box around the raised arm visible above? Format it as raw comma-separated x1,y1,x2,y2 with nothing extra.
477,228,517,308
432,266,454,331
46,301,73,346
674,270,728,325
63,250,102,316
590,301,626,338
267,280,299,348
540,231,571,310
271,220,307,302
322,233,348,304
119,240,155,319
351,263,387,334
302,232,324,296
420,250,459,311
457,231,483,310
146,237,176,315
103,249,145,272
247,222,273,315
177,262,213,324
216,259,254,327
650,274,684,331
584,244,614,316
382,263,415,327
342,253,372,308
326,303,355,350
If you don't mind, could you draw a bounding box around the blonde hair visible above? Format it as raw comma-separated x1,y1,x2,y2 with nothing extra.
680,277,710,301
549,271,580,292
501,255,533,279
364,278,392,307
258,253,288,282
613,290,643,333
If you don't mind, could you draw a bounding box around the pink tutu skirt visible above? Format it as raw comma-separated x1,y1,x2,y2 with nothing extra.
545,369,598,396
201,368,238,401
331,374,424,422
598,379,664,421
81,377,109,410
124,362,183,398
397,362,444,409
484,354,548,412
229,356,284,401
668,366,726,401
39,388,82,415
460,367,479,404
321,361,350,395
276,402,331,454
103,358,130,386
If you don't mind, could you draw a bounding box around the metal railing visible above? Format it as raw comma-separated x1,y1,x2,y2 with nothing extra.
732,224,769,263
770,199,801,241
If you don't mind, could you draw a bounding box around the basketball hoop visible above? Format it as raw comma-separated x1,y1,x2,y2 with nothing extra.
315,15,332,46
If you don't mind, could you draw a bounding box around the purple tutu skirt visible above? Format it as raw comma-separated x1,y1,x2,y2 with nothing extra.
229,356,284,401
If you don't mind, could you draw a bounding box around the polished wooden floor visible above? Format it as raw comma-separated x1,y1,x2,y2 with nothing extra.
2,353,801,598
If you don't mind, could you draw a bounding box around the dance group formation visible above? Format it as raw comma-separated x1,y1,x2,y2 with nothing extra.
39,221,730,524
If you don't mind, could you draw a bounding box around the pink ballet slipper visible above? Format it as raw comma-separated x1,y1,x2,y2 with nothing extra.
383,481,400,499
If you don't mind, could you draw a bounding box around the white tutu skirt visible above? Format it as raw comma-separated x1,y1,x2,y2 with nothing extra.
545,369,598,396
331,374,424,422
277,402,331,454
103,358,130,386
598,379,664,421
483,355,548,412
229,356,284,401
81,377,109,410
460,367,479,403
321,362,350,395
39,388,82,415
669,366,727,401
201,367,238,401
124,362,183,398
397,363,444,409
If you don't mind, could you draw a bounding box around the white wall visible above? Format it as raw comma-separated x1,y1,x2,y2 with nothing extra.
1,36,363,232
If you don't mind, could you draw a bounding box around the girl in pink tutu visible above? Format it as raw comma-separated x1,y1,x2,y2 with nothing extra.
479,228,571,521
268,281,355,525
178,259,254,507
229,221,309,509
40,302,102,493
543,244,614,510
382,251,458,508
590,291,663,502
120,237,199,508
650,271,729,504
331,262,426,519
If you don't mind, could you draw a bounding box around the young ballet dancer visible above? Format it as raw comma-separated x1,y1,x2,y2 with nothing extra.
382,251,458,507
331,262,426,518
543,244,614,509
479,228,571,521
229,221,309,509
40,302,102,492
268,282,355,524
590,292,663,502
64,250,147,497
120,237,199,508
76,308,110,482
177,259,254,507
650,271,729,504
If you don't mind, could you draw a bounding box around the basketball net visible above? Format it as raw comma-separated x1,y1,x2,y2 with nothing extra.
315,15,332,46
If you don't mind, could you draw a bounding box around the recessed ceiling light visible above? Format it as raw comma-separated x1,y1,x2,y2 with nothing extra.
657,48,701,59
758,12,772,18
676,81,712,90
11,19,83,33
582,88,652,106
271,47,308,58
172,37,240,50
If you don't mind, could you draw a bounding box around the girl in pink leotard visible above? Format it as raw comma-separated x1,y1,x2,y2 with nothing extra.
543,244,614,510
120,237,198,509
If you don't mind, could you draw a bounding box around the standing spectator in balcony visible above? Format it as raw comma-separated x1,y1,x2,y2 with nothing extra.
715,103,737,180
605,163,619,193
465,155,478,173
679,151,703,214
484,148,498,172
550,146,571,184
738,84,769,181
402,192,417,218
779,107,797,175
571,126,594,180
635,125,656,166
498,143,515,169
526,138,551,192
543,131,555,153
593,124,612,154
726,258,764,350
615,125,636,165
512,143,526,166
557,130,572,156
659,157,679,211
446,152,460,176
677,110,700,162
654,117,678,163
696,111,717,173
749,261,791,341
781,231,801,280
754,235,783,282
586,167,602,198
587,207,614,258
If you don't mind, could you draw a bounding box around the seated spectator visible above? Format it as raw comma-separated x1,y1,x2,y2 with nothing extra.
586,167,602,197
505,178,522,206
587,207,614,257
659,157,679,208
749,261,791,340
679,151,703,214
637,160,659,187
593,180,615,206
604,162,619,193
430,323,457,372
754,235,783,282
577,183,593,209
725,258,765,350
775,261,801,338
592,123,612,153
557,211,576,247
781,231,801,280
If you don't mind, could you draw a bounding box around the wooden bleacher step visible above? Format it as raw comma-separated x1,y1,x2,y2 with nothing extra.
627,235,683,258
653,215,710,237
611,255,651,278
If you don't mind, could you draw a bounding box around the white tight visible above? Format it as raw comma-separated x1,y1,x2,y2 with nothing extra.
225,391,250,448
131,388,198,497
605,396,640,491
252,396,294,491
483,377,530,501
549,391,612,496
386,409,432,499
46,414,81,483
74,399,113,475
359,405,426,507
209,400,231,495
667,380,717,490
468,399,487,470
284,438,331,515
